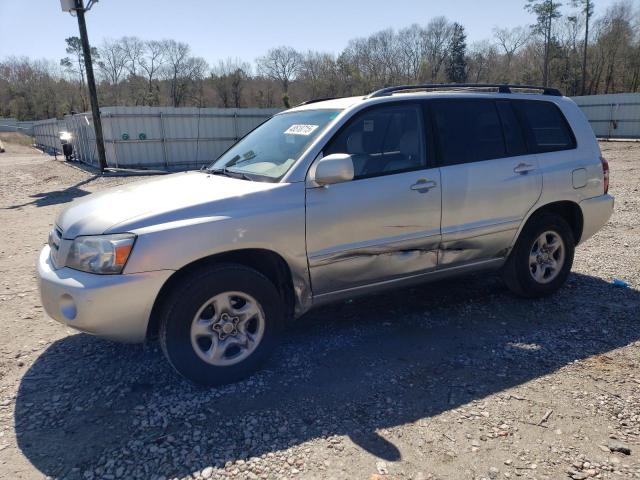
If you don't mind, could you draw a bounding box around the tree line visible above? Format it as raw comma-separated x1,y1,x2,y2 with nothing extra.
1,0,638,121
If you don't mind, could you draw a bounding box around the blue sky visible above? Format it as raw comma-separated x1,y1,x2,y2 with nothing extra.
0,0,627,65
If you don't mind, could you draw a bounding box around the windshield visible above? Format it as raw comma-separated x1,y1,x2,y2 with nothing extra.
208,109,341,181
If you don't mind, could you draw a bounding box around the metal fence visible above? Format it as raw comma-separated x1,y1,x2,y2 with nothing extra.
33,106,280,170
572,93,640,139
32,118,65,153
29,94,638,169
0,117,35,134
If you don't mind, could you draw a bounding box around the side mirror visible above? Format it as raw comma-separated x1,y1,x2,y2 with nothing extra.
314,153,354,186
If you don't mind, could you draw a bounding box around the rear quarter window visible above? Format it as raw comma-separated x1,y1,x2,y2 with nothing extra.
515,101,576,153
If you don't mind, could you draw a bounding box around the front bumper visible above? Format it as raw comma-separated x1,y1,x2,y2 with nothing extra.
37,246,173,343
579,194,615,244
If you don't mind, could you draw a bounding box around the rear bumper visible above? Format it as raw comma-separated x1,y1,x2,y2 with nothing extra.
37,246,173,343
579,194,614,244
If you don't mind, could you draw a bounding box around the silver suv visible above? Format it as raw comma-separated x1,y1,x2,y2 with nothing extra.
38,84,614,385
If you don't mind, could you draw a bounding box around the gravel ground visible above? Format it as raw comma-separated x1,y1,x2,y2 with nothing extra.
0,138,638,480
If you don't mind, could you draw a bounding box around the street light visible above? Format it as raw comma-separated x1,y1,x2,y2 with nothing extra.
60,0,108,172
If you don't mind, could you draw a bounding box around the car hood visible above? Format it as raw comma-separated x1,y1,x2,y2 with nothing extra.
56,171,283,238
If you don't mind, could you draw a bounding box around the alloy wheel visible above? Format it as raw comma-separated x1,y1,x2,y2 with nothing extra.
190,291,266,366
528,230,565,284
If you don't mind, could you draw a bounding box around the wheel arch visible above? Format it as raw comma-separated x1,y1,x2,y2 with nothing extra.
146,248,296,340
519,200,584,246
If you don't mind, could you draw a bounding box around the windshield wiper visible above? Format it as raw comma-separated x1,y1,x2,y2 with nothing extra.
208,168,253,181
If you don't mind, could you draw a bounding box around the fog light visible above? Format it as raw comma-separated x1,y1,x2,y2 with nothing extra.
60,294,77,320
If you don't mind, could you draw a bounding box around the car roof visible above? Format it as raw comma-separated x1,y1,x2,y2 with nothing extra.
286,96,364,112
287,90,567,114
287,84,567,113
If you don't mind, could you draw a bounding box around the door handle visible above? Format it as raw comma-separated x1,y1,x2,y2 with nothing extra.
514,162,536,174
410,178,437,192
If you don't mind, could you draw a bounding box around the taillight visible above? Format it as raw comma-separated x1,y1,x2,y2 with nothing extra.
600,155,610,194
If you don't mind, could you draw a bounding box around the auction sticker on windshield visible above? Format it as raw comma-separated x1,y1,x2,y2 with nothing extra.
284,124,319,136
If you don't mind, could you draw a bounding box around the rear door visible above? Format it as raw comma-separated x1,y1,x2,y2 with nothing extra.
432,98,542,266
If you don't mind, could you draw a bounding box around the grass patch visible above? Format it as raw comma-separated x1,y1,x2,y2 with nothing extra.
0,132,34,147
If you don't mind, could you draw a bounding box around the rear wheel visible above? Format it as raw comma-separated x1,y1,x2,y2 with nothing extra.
502,213,575,298
159,264,283,386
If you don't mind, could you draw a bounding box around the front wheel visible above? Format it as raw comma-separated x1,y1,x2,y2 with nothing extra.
502,213,575,298
159,264,284,386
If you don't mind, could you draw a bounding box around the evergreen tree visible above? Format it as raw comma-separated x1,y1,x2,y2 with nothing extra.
572,0,595,95
525,0,563,87
446,23,468,83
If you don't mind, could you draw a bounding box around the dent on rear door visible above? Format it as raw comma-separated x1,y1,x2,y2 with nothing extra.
438,156,542,266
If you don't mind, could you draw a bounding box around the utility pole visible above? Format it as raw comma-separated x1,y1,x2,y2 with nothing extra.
71,0,107,172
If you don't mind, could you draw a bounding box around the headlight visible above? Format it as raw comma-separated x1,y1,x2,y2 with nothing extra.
66,234,136,274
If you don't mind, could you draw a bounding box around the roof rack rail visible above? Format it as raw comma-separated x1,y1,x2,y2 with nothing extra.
294,97,336,107
366,83,562,98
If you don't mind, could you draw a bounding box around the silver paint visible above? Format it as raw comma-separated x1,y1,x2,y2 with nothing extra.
37,91,614,343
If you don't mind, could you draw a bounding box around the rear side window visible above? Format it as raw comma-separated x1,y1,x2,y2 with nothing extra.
516,101,576,152
432,100,506,166
496,101,527,156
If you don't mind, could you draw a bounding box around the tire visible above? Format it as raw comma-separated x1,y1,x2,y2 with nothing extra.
159,264,284,386
502,213,575,298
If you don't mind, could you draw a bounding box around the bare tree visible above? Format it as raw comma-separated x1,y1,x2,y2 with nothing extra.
252,77,276,108
397,24,427,81
0,57,66,119
591,1,635,93
494,26,530,72
97,39,128,103
299,51,339,98
334,50,361,95
423,17,454,81
185,57,209,107
163,40,190,106
369,29,401,85
211,58,251,107
5,8,640,121
139,40,166,105
341,37,377,90
162,42,208,108
467,40,500,83
341,30,400,91
121,36,145,77
256,46,302,106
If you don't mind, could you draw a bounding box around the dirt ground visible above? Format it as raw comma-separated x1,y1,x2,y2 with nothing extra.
0,134,639,480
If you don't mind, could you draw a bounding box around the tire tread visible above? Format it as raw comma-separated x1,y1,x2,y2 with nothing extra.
158,263,282,385
502,213,575,298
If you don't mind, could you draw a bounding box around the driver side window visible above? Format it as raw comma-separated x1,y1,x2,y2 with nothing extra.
323,103,426,180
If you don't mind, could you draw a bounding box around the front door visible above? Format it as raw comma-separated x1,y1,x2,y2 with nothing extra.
305,102,442,296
